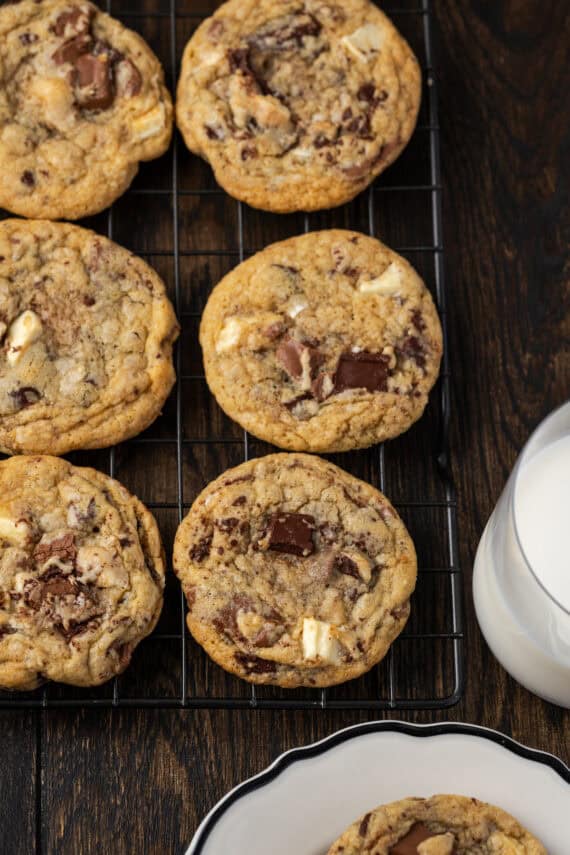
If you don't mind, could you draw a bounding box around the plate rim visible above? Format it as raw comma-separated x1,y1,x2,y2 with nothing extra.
187,719,570,854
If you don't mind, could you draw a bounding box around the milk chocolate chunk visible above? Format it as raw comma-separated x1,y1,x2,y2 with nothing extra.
335,554,359,579
334,351,390,393
276,337,322,381
52,33,91,65
234,652,277,674
268,512,315,556
390,822,435,855
276,337,304,378
52,7,94,38
398,335,426,369
34,533,77,567
73,52,115,110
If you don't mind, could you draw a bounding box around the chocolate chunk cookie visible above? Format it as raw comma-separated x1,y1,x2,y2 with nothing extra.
0,0,173,220
176,0,421,212
173,453,416,688
0,219,179,456
0,455,165,691
327,795,546,854
200,230,442,452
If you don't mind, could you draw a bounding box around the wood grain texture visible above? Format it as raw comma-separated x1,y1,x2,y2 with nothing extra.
0,1,569,853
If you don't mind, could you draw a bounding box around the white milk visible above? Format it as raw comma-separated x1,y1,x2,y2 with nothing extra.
473,402,570,707
514,435,570,613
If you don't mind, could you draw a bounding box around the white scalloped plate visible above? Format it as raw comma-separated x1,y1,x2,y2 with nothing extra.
187,721,570,855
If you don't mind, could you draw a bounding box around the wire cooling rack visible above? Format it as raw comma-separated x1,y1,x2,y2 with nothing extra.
0,0,463,709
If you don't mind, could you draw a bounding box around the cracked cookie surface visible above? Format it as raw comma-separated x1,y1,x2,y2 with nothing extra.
327,795,546,855
176,0,421,212
200,230,442,452
173,453,416,688
0,455,165,691
0,0,173,220
0,219,179,456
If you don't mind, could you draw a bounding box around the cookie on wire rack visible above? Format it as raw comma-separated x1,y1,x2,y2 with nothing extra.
173,453,417,689
0,0,173,220
0,456,166,691
200,230,442,453
176,0,421,212
0,219,179,456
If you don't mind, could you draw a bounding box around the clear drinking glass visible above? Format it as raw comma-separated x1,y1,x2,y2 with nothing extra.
473,400,570,707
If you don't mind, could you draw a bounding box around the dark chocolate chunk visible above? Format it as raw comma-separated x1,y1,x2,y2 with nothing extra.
346,113,372,138
59,616,101,642
389,822,435,855
19,32,39,45
228,47,251,74
232,496,247,506
272,263,299,275
249,12,321,51
397,335,426,369
333,351,390,393
9,387,42,409
213,594,254,641
284,392,313,411
215,517,239,532
268,512,315,557
234,652,277,674
314,133,334,148
411,309,426,333
189,534,213,562
83,295,96,306
0,626,16,640
334,554,360,579
204,124,223,140
21,170,35,187
241,144,258,160
358,812,371,837
357,83,376,102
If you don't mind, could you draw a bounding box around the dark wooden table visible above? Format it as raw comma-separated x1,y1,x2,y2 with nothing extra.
1,2,569,853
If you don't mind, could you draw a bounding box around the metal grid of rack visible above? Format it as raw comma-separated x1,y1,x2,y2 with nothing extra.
0,0,463,709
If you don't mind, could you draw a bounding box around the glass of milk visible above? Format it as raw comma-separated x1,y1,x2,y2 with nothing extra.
473,400,570,707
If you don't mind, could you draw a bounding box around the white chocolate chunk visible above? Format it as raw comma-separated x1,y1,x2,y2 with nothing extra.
215,316,260,353
286,298,308,318
0,513,30,545
5,310,42,365
487,832,527,855
302,617,341,663
418,833,455,855
76,546,128,589
299,347,314,391
357,262,405,295
216,317,244,353
236,610,265,639
132,103,166,141
341,24,384,61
